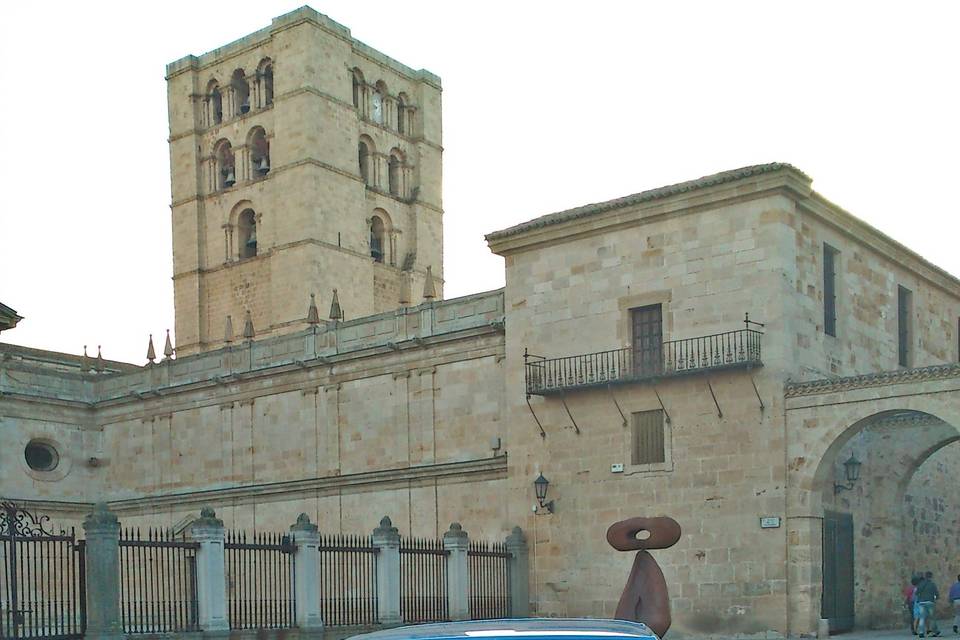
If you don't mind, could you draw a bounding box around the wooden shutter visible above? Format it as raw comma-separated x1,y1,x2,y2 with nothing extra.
631,304,663,377
631,410,665,465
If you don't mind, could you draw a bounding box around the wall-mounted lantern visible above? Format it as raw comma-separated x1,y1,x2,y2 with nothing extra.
534,473,554,513
833,454,862,495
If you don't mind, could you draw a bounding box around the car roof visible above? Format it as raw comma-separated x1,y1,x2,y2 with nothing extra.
349,618,659,640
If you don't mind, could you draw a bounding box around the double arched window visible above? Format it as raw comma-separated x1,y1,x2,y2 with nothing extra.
203,60,274,129
350,70,413,135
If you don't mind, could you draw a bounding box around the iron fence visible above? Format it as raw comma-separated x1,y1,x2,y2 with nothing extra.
525,328,763,395
0,503,85,640
317,534,378,626
399,537,448,623
224,531,295,629
118,528,199,634
467,540,511,620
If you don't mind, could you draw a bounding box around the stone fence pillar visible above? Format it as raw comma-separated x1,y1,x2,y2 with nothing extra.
505,526,530,617
82,503,123,640
443,523,470,621
189,507,229,632
372,516,401,625
290,513,324,635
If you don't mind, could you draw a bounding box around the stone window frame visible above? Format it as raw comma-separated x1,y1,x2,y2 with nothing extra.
616,290,672,349
623,409,674,475
20,435,72,482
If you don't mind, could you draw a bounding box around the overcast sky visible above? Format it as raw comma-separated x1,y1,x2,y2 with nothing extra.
2,1,958,363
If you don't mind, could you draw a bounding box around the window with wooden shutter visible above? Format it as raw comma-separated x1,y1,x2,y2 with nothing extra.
631,409,665,465
630,304,663,377
897,285,911,367
823,243,838,337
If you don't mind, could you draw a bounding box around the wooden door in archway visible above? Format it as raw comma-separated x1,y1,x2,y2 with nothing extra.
822,510,855,633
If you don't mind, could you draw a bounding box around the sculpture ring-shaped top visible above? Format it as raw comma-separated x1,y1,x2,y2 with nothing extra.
607,516,682,639
606,516,681,552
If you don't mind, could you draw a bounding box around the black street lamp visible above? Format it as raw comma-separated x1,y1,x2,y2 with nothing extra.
534,473,554,513
833,454,862,495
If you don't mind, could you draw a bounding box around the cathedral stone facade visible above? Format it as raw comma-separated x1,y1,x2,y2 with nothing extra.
3,7,960,638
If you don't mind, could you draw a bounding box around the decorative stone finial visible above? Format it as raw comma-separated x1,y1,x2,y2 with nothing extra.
95,346,105,373
291,512,319,533
444,521,468,540
242,311,255,340
194,506,223,528
505,525,527,547
306,293,320,325
373,515,399,538
163,330,174,360
224,315,234,344
82,345,91,372
422,265,436,300
83,502,119,529
146,334,156,364
329,289,343,322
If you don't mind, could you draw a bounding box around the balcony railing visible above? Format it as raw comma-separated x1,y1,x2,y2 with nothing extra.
524,328,763,395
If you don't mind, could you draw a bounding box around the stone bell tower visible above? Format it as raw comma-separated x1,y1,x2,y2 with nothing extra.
165,7,443,355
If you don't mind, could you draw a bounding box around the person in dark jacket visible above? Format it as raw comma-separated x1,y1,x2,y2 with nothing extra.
916,571,942,638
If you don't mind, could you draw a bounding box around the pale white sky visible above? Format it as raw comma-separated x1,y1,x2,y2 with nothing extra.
2,1,958,363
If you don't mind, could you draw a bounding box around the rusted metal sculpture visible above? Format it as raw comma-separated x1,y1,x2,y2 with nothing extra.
607,516,682,638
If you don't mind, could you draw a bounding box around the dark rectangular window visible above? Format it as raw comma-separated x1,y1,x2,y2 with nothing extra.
823,243,838,337
631,304,663,376
897,285,911,367
631,409,665,465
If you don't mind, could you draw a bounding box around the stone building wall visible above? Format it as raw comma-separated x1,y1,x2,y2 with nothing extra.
788,198,960,380
490,175,800,634
487,164,960,635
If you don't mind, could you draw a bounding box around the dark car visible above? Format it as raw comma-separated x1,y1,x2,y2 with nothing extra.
350,618,660,640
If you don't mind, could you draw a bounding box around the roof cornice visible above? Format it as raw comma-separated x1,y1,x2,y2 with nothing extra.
486,163,810,256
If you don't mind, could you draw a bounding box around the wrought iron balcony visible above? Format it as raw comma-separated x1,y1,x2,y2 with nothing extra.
524,328,763,396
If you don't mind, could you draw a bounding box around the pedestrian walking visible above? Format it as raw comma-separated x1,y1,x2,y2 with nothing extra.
948,574,960,635
906,575,921,635
916,571,942,638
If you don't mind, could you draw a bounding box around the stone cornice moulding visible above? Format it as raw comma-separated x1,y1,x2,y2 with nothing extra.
7,455,506,515
797,193,960,298
486,165,810,256
94,336,504,424
784,363,960,398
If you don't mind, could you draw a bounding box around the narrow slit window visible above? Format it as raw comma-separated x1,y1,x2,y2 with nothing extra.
823,243,838,337
897,285,911,367
631,410,665,465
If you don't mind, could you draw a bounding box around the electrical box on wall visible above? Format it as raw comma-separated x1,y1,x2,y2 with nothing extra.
611,463,624,473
